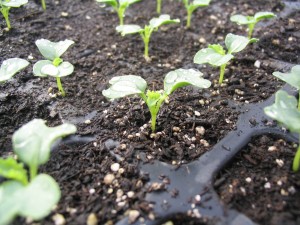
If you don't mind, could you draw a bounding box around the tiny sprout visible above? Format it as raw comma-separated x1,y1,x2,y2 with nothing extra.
194,33,257,84
0,119,76,225
96,0,141,25
116,14,180,60
0,58,29,82
33,39,75,97
264,65,300,172
230,12,276,39
181,0,211,28
0,0,28,30
102,68,211,132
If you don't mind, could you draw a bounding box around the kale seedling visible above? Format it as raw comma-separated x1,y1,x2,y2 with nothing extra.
96,0,140,25
230,12,276,38
102,68,211,132
116,14,180,60
33,39,75,97
181,0,211,28
193,33,257,84
264,65,300,172
0,0,28,30
0,58,29,82
0,119,76,224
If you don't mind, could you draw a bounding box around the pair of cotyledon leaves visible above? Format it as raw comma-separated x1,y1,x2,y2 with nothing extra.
102,68,211,99
0,119,76,225
33,39,74,78
116,14,180,36
193,33,257,67
230,12,276,25
96,0,140,8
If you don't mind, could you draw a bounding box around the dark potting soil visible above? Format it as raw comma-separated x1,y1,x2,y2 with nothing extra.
0,0,299,224
215,135,300,225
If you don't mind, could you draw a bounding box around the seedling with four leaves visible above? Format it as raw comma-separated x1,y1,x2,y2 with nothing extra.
33,39,75,97
116,14,180,60
193,33,257,84
0,119,77,224
0,0,28,30
264,65,300,172
96,0,140,25
230,11,276,38
181,0,211,28
102,68,211,132
0,58,29,82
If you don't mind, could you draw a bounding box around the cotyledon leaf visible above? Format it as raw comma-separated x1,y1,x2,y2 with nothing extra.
273,65,300,90
0,58,29,82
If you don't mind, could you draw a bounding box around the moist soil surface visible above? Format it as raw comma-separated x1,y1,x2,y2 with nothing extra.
0,0,299,224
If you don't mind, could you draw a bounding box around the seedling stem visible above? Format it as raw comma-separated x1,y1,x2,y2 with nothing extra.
1,7,11,29
248,23,255,39
41,0,46,10
56,77,65,97
219,64,226,84
157,0,161,14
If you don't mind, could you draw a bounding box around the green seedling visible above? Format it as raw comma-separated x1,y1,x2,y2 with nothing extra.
193,33,257,84
116,14,180,60
102,68,211,132
230,11,276,38
0,58,29,82
0,0,28,30
264,65,300,172
0,119,77,225
156,0,162,14
41,0,46,10
181,0,211,28
33,39,75,97
96,0,140,25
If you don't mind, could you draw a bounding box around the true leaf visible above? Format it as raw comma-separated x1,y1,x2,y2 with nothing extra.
102,75,147,99
12,119,77,168
0,157,28,185
35,39,75,61
264,90,300,133
273,65,300,90
0,58,29,82
164,68,211,95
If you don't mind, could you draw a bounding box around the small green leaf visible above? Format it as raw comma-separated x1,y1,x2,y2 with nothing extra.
0,58,29,82
230,14,254,25
273,65,300,90
208,44,226,55
149,14,180,29
1,0,28,7
35,39,74,60
192,0,211,7
164,68,211,95
225,33,253,54
33,60,74,78
102,75,147,99
12,119,77,168
0,174,60,225
116,25,144,36
96,0,118,8
193,47,234,67
264,90,300,133
146,90,162,108
254,11,276,22
0,157,28,185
